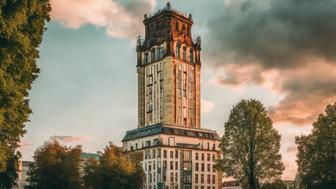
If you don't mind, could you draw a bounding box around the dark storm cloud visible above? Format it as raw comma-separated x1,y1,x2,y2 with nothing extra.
207,0,336,125
207,0,336,68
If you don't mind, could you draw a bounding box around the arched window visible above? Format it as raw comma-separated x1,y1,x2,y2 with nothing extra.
189,49,194,63
175,21,179,32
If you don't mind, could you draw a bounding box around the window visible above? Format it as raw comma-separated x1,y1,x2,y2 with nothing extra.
159,47,164,59
144,52,149,64
175,21,179,32
195,163,199,171
163,161,167,169
201,163,204,172
152,149,156,158
175,172,178,182
201,153,204,161
212,175,216,184
212,154,215,162
183,48,186,61
170,173,174,182
170,151,174,158
207,175,211,184
207,153,210,161
146,141,151,147
170,161,174,170
164,150,167,158
175,150,178,159
201,174,204,184
195,153,199,160
190,49,194,63
151,49,155,61
207,164,210,172
176,44,180,58
155,48,160,60
175,161,178,170
195,174,199,183
157,149,161,158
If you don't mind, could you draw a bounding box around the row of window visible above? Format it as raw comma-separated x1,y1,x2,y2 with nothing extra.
146,184,216,189
144,149,217,162
195,163,216,173
144,47,165,64
195,174,216,184
148,185,216,189
175,44,194,63
145,160,216,173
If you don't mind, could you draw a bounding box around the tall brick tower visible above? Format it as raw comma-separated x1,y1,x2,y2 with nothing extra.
122,3,221,189
136,2,201,128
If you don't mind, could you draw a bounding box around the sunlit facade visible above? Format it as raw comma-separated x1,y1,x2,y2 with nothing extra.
122,3,221,189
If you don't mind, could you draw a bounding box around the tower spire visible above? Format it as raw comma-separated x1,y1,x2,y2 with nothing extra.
166,0,171,9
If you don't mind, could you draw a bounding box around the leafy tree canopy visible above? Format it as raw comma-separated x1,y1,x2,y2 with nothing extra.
0,0,50,187
25,141,82,189
216,99,284,189
83,143,145,189
295,102,336,189
261,179,287,189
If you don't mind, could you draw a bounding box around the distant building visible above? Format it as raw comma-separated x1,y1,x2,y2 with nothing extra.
80,152,101,161
13,160,31,189
79,152,101,175
222,181,242,189
122,2,221,189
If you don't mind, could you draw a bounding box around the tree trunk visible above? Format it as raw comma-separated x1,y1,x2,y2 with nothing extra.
248,175,258,189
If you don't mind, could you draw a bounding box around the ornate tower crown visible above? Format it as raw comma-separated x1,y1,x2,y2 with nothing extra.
137,2,201,66
137,3,201,129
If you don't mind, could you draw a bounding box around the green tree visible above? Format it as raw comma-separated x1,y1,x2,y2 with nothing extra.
83,143,145,189
295,103,336,189
0,0,50,186
216,99,284,189
261,179,287,189
0,153,19,189
25,141,82,189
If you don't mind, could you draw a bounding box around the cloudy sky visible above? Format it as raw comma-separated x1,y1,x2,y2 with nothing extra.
20,0,336,180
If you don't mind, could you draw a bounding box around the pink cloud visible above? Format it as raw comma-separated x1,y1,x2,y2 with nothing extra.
18,140,33,152
50,135,95,143
50,0,156,39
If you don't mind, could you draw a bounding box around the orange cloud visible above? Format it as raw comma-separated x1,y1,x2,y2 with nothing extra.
210,60,336,126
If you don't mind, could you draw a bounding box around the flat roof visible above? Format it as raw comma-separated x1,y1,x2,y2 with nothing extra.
122,124,219,141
